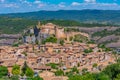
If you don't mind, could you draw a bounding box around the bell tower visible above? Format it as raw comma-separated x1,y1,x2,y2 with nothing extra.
37,21,42,29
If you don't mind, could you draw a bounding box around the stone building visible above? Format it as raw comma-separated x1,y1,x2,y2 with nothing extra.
23,22,66,44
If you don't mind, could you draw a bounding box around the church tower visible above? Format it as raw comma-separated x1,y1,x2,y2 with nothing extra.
37,21,42,29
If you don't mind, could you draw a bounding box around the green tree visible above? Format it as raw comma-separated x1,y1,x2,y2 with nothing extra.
70,36,73,41
114,74,120,80
46,63,58,69
94,73,110,80
81,73,95,80
42,36,57,44
10,75,19,80
103,63,120,79
92,63,98,68
33,76,43,80
82,68,88,75
68,75,81,80
60,39,64,45
12,64,20,75
84,48,93,53
71,66,79,74
55,69,64,76
98,44,106,49
0,66,8,78
25,68,34,77
22,61,28,74
69,73,95,80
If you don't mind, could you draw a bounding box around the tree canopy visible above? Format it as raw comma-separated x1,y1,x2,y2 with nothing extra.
0,66,8,78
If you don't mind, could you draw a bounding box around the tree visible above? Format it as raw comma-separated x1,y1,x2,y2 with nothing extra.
69,73,95,80
25,68,34,77
0,66,8,78
10,75,19,80
70,36,73,41
22,61,28,74
92,63,98,68
77,63,80,67
82,68,88,75
46,63,58,69
103,63,120,79
98,44,106,49
55,69,64,76
60,39,64,45
84,48,93,54
71,66,79,74
94,72,110,80
42,36,57,44
12,64,20,75
114,74,120,80
33,76,43,80
81,73,95,80
68,75,81,80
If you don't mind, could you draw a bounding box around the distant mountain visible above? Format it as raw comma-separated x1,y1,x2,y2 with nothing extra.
1,10,120,25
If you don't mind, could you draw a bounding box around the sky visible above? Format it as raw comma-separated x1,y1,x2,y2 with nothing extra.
0,0,120,13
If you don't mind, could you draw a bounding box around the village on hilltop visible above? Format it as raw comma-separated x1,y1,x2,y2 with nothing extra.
0,22,116,80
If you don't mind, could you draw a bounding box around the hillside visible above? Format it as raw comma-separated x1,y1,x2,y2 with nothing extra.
0,17,115,34
1,10,120,25
78,27,120,48
0,17,37,34
0,14,119,48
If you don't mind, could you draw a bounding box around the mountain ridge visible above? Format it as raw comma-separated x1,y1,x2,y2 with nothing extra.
1,10,120,25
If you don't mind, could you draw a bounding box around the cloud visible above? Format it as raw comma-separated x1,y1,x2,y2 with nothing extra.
19,0,32,6
0,0,5,3
84,0,96,3
71,2,80,6
0,0,120,13
38,3,46,8
3,3,19,8
58,2,66,8
99,3,118,6
33,0,46,8
34,0,41,4
69,2,120,10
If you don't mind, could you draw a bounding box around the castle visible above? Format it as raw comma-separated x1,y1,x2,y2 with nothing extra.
23,22,66,44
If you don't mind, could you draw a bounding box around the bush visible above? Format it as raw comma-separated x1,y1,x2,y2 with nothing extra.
46,63,58,69
10,75,19,80
42,36,57,44
71,67,79,74
12,64,20,75
25,68,34,77
84,48,93,53
60,40,64,45
55,69,64,76
0,66,8,78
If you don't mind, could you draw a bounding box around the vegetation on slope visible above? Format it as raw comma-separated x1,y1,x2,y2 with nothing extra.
0,17,37,34
67,61,120,80
0,17,116,34
92,28,120,37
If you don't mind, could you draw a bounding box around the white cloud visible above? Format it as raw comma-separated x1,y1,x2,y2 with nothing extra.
3,3,19,8
20,0,32,6
71,2,80,6
0,0,5,3
34,0,41,4
34,0,46,8
38,3,45,8
96,3,118,7
58,2,66,8
68,2,120,10
84,0,96,3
